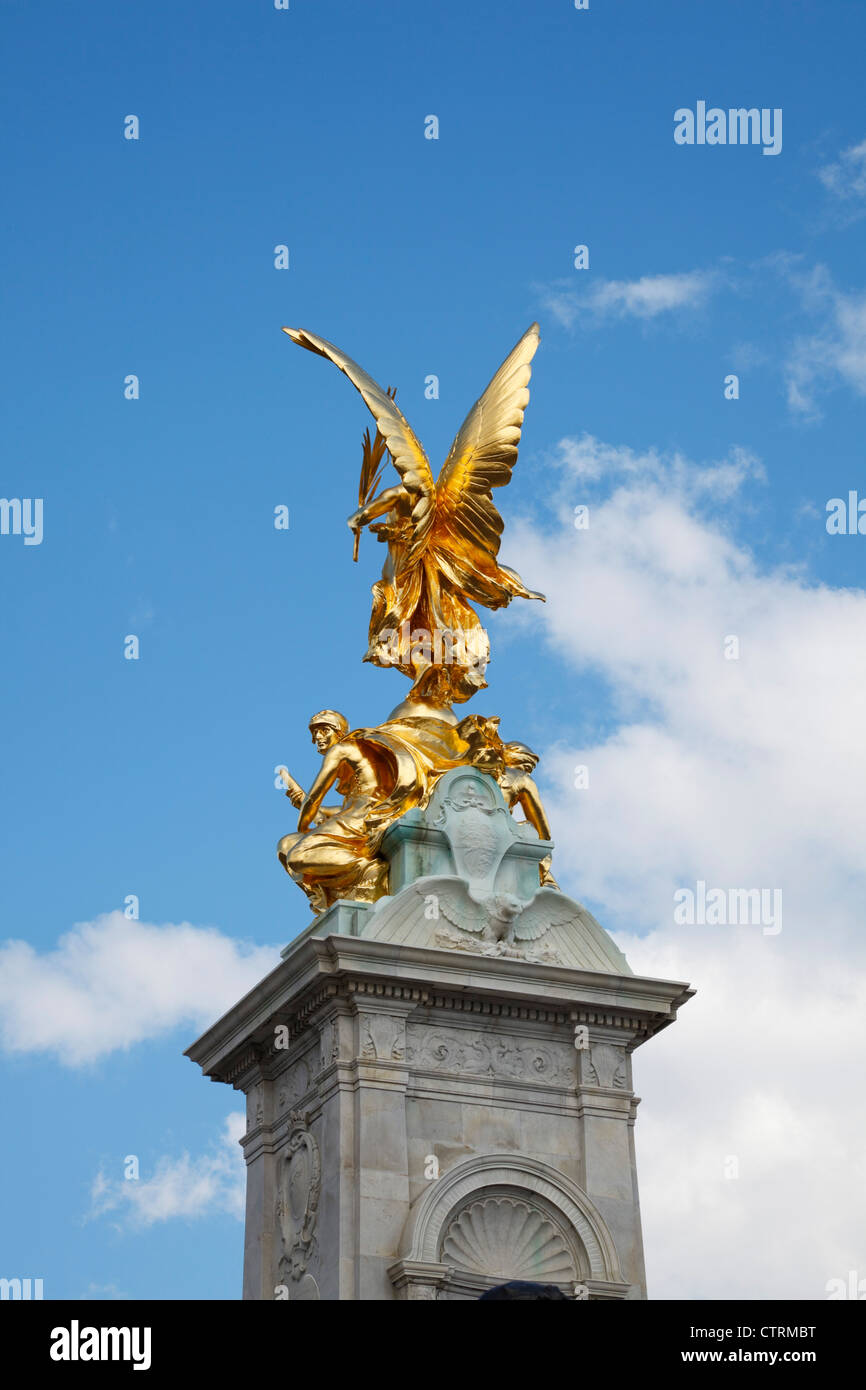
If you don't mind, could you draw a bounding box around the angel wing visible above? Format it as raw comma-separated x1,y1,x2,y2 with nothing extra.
283,323,543,595
430,323,542,588
283,327,436,563
512,888,584,942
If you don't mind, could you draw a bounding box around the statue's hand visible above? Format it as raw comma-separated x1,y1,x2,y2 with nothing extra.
298,793,322,833
280,768,305,808
348,511,365,561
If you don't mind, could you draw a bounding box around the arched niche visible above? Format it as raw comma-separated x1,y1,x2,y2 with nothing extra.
388,1153,634,1301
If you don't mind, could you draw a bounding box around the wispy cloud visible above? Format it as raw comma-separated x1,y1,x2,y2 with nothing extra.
541,269,719,329
80,1283,131,1300
88,1113,246,1229
779,263,866,417
553,434,763,495
817,137,866,202
539,252,866,418
0,912,279,1065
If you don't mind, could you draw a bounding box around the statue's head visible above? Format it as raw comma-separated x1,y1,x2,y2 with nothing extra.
503,741,539,774
457,713,505,777
308,709,349,752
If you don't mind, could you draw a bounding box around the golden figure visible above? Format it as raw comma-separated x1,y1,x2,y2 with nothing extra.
276,324,561,912
452,719,559,888
282,323,545,709
278,708,476,913
277,710,389,913
498,741,560,889
454,713,508,777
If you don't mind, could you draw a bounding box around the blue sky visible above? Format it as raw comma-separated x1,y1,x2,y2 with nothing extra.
2,0,865,1300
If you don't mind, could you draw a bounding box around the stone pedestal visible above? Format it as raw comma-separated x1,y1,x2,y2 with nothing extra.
186,768,693,1300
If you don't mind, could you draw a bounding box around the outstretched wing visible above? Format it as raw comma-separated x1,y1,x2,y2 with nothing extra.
431,323,540,567
512,888,584,942
427,880,489,935
283,327,436,560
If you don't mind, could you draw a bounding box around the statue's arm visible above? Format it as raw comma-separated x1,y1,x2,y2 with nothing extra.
348,486,403,531
298,747,345,831
514,775,552,843
281,768,338,816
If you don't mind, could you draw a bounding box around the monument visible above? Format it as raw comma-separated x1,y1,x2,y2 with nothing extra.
185,324,694,1300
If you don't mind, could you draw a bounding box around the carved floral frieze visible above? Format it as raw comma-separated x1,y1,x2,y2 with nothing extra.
406,1026,574,1086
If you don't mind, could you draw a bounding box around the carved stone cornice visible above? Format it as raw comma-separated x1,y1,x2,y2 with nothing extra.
186,933,694,1088
345,981,431,1005
221,1042,267,1088
426,994,572,1024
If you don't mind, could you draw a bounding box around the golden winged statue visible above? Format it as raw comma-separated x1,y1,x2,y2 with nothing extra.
276,324,560,913
281,323,545,710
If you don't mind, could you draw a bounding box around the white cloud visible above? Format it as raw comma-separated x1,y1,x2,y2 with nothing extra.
818,138,866,201
514,435,866,926
89,1112,246,1228
0,912,279,1065
541,269,718,329
506,435,866,1297
622,932,866,1300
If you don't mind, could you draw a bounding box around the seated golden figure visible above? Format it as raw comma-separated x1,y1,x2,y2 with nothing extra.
278,710,388,914
278,708,473,913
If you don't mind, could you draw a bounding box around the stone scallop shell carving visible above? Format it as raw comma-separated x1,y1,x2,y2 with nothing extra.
441,1197,576,1283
